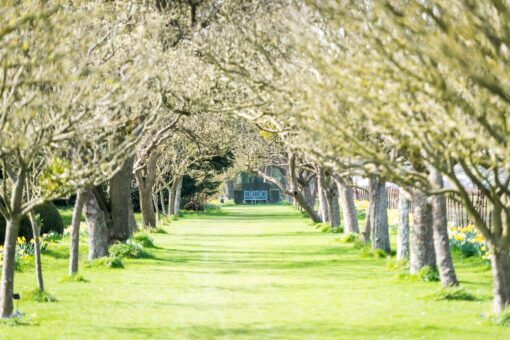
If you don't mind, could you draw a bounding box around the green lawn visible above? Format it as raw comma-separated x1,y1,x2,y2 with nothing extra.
3,205,509,339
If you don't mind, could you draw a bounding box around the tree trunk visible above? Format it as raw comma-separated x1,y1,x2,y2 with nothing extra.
397,187,410,260
303,179,316,212
0,218,20,317
293,191,322,223
226,179,235,200
167,186,173,217
369,177,390,253
1,170,25,318
83,190,110,260
135,156,157,228
109,157,135,243
69,191,85,276
491,249,510,313
28,211,44,292
363,207,371,243
169,178,179,216
153,193,160,224
410,189,436,273
327,185,341,228
317,167,328,223
137,182,156,227
128,199,137,232
429,169,458,287
160,190,167,215
336,177,359,234
174,176,183,215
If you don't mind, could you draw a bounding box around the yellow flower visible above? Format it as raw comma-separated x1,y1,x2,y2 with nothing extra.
481,245,487,252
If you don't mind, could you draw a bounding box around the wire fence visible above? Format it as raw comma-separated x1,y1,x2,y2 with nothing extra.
353,185,492,227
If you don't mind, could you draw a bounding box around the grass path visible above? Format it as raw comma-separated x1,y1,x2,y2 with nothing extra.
4,205,510,339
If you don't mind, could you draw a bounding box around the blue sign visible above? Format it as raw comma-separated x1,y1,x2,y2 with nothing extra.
244,190,268,202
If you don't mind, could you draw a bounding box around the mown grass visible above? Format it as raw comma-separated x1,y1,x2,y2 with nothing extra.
3,205,510,339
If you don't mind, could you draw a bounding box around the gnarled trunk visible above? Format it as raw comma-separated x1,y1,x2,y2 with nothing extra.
410,190,436,273
69,191,85,276
369,177,390,253
83,189,110,260
336,177,359,234
109,157,135,242
429,169,458,287
397,187,410,260
0,218,20,317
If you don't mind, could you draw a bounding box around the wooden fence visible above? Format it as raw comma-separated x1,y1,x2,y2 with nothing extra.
353,185,492,227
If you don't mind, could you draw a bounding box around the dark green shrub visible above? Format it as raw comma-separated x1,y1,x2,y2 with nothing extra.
0,201,64,243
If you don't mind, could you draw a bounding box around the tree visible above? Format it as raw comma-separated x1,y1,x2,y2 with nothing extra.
0,1,162,316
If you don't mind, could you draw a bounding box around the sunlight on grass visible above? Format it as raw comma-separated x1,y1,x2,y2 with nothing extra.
3,205,510,339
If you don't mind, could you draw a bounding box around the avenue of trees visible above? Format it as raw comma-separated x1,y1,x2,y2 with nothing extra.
1,0,509,319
